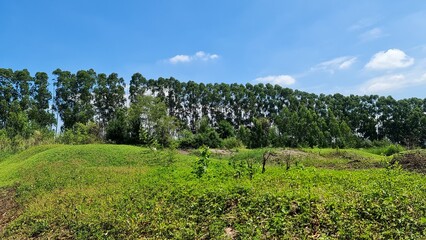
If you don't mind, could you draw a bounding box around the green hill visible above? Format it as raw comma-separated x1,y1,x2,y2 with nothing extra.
1,145,426,239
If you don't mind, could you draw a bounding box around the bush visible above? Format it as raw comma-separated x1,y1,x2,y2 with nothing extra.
178,129,223,149
0,130,12,152
384,144,404,156
105,119,127,144
59,122,102,144
192,147,210,178
223,137,243,149
195,130,223,148
0,129,55,153
178,130,196,149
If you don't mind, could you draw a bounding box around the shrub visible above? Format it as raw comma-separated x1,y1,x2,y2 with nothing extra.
0,130,12,152
223,137,243,149
384,144,404,156
105,118,127,144
192,147,210,178
195,130,223,148
59,122,102,144
178,130,196,149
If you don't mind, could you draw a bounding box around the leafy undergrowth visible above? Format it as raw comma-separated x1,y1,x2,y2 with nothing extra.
0,145,426,239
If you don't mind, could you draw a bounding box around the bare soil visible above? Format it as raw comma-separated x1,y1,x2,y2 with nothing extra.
267,149,315,165
210,149,235,157
0,187,20,234
278,149,311,158
392,151,426,173
178,149,191,155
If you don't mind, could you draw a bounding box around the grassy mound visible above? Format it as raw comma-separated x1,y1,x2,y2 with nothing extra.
0,145,425,239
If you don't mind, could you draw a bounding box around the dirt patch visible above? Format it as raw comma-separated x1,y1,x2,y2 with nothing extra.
266,149,315,164
210,149,235,157
392,151,426,173
178,149,191,155
224,227,237,239
0,187,20,234
278,149,310,158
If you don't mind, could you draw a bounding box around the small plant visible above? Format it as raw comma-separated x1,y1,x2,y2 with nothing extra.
165,140,179,166
230,153,258,180
192,146,210,178
262,150,277,173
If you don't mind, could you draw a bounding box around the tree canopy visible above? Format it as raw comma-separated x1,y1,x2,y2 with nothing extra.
1,67,425,149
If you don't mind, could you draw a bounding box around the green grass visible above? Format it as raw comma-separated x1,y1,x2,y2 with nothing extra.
1,145,426,239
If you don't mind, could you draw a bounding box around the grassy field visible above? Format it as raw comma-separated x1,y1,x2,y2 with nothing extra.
0,144,425,239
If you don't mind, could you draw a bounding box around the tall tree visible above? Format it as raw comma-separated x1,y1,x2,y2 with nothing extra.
29,72,55,128
129,73,147,104
12,69,32,112
0,68,14,129
128,95,177,147
53,69,96,130
94,72,126,133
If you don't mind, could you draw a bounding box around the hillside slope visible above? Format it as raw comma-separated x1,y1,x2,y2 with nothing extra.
0,145,425,239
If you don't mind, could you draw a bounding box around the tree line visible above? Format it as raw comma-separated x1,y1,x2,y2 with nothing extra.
1,67,425,150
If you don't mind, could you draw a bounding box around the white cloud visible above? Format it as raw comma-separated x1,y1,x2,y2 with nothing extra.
168,51,219,64
360,73,426,94
359,27,385,42
169,55,191,64
254,75,296,86
195,51,219,61
360,74,405,93
365,49,414,70
312,56,357,73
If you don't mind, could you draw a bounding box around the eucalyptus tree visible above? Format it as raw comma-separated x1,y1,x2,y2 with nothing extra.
250,117,271,148
29,72,55,128
94,72,126,133
12,69,32,112
53,69,96,130
129,73,147,104
0,68,14,129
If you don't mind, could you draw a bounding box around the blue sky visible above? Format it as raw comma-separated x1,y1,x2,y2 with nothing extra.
1,0,426,99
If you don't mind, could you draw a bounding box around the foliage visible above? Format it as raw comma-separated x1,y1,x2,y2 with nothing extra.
366,144,405,156
383,144,405,156
177,129,196,149
0,145,426,239
128,95,178,147
192,146,210,178
58,122,101,144
2,67,426,149
229,151,258,179
105,110,128,144
0,129,54,153
217,120,235,139
249,118,271,148
223,137,243,149
53,69,96,130
94,72,126,134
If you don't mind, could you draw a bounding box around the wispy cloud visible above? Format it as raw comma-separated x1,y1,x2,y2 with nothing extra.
348,19,386,42
348,18,376,31
359,27,386,42
365,49,414,70
254,75,296,86
168,51,219,64
311,56,357,74
359,73,426,94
